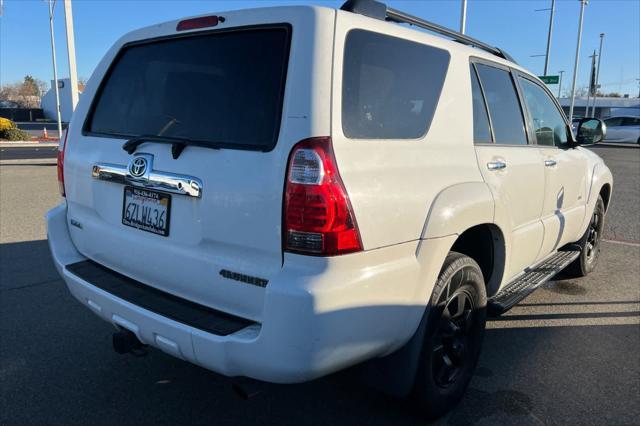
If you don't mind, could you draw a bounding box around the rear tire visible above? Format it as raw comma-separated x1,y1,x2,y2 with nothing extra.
568,195,605,277
413,252,487,420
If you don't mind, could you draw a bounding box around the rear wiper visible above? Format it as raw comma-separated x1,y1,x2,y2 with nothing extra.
122,135,219,159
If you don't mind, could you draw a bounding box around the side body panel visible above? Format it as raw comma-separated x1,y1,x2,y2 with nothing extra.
330,12,485,251
475,145,546,279
538,145,588,254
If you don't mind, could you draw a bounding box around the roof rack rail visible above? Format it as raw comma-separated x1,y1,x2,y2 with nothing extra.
340,0,517,64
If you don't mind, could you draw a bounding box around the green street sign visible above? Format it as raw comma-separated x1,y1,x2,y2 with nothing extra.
539,75,559,84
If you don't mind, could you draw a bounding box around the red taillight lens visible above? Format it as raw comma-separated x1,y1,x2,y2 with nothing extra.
176,15,223,31
284,137,362,256
57,130,67,197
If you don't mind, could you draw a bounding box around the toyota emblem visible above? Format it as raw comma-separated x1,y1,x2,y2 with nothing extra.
129,157,148,178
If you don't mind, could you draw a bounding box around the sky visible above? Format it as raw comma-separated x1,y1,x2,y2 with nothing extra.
0,0,639,97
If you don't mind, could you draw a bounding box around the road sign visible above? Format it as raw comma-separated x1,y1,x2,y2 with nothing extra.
539,75,560,84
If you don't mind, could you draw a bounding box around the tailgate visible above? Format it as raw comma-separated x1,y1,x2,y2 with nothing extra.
63,9,332,322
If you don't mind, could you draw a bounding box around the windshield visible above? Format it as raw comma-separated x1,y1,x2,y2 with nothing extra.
85,25,291,151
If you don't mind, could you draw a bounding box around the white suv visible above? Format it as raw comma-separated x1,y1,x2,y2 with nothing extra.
46,0,613,418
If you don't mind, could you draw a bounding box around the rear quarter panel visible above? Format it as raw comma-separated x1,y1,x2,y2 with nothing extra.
330,12,485,251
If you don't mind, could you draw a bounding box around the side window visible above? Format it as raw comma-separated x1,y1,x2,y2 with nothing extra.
475,64,528,145
470,65,492,143
623,117,640,126
518,77,568,147
342,30,450,139
605,117,623,127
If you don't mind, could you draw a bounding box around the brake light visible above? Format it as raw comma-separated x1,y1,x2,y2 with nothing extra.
57,130,67,197
176,15,224,32
284,137,362,256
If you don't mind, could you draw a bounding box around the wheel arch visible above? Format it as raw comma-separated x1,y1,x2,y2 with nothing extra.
450,223,506,298
421,182,495,239
360,200,508,397
599,183,612,212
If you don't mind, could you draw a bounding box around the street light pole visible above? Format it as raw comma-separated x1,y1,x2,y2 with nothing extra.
47,0,62,140
558,70,565,98
586,50,597,117
569,0,588,122
63,0,79,111
591,33,605,118
460,0,467,34
543,0,555,76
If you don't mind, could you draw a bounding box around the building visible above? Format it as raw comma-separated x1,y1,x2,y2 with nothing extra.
559,96,640,119
41,78,84,123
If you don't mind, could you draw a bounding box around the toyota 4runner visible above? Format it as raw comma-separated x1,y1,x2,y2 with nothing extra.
46,0,613,418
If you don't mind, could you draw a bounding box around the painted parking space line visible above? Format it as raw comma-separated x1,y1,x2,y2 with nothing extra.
602,238,640,247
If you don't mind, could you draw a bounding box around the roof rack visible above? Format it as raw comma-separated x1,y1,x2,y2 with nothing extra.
340,0,517,64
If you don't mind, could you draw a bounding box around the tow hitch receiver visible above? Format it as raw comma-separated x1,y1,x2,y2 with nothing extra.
231,377,266,399
112,329,147,356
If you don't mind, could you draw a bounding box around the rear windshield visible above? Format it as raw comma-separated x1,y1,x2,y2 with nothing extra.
342,30,450,139
85,26,291,151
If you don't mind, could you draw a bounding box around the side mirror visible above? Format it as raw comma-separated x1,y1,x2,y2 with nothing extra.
576,118,606,145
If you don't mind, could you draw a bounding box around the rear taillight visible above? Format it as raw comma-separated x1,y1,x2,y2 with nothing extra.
57,130,68,197
284,137,362,256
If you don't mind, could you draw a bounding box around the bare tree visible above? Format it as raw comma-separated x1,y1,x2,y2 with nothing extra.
0,76,48,108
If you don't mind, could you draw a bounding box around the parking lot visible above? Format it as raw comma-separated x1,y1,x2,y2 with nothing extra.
1,144,638,425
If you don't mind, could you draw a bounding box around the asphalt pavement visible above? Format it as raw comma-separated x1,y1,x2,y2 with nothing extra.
0,146,58,160
0,144,638,425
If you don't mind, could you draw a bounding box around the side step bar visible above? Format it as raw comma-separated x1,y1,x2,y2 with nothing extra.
488,249,580,316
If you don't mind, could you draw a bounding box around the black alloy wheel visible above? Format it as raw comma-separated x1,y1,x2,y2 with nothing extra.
413,252,487,419
568,195,606,277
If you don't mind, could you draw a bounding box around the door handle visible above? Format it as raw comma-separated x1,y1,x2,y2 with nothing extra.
544,159,557,167
487,161,507,171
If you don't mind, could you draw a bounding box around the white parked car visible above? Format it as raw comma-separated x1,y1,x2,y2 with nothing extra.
46,0,613,418
603,116,640,144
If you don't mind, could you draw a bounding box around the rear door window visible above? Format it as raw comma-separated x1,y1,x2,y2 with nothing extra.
342,30,450,139
470,65,492,143
85,26,291,151
475,63,528,145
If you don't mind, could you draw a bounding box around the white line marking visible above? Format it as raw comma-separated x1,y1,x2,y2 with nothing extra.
602,239,640,247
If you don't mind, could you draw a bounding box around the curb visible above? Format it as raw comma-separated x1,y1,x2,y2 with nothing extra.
0,142,59,148
0,158,57,166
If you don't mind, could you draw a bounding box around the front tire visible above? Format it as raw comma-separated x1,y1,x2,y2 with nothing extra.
413,252,487,420
568,195,605,277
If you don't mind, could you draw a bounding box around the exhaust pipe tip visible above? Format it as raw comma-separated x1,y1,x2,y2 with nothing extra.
112,329,145,355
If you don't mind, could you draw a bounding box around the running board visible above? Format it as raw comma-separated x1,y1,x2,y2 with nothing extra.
488,250,580,316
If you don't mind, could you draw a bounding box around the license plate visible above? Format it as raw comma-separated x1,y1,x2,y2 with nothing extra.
122,186,171,236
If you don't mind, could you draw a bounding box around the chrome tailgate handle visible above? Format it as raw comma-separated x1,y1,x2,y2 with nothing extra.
487,161,507,171
92,162,203,198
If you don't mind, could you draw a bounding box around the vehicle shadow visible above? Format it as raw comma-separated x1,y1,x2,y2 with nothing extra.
1,240,639,425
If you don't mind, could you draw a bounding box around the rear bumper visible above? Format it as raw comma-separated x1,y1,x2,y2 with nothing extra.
47,203,434,383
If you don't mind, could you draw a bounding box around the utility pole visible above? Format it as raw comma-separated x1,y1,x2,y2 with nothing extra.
1,0,4,87
47,0,62,140
543,0,555,76
591,33,605,117
569,0,588,122
460,0,467,34
63,0,79,111
558,70,565,98
586,51,597,117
